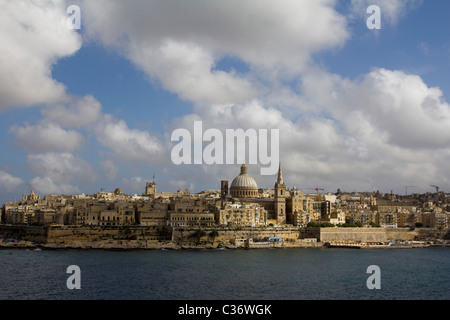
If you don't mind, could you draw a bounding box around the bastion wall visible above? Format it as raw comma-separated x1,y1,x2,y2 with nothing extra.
0,225,445,246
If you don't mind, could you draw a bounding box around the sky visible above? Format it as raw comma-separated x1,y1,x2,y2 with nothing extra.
0,0,450,203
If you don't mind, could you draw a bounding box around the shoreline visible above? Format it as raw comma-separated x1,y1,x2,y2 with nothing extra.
0,225,448,251
1,239,448,251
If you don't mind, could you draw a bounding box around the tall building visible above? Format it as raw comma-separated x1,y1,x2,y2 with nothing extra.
220,180,228,200
274,163,287,224
144,176,157,197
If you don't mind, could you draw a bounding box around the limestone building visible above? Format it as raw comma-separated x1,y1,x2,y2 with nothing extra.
215,201,267,227
144,176,157,197
274,163,287,224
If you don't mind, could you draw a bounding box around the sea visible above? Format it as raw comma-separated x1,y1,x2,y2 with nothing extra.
0,246,448,302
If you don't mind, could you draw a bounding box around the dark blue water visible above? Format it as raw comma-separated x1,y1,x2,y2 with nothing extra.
0,247,448,300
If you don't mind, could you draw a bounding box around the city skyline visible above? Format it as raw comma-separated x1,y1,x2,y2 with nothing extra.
1,0,450,204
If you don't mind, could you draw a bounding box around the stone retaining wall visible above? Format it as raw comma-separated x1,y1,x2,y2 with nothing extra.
318,228,387,242
0,225,171,243
0,225,48,242
0,225,445,247
315,227,444,242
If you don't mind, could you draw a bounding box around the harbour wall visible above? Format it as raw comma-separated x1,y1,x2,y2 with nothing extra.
0,225,445,248
303,227,442,242
0,225,171,244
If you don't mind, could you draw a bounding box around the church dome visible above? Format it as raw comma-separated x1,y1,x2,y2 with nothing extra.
230,164,258,198
231,174,258,189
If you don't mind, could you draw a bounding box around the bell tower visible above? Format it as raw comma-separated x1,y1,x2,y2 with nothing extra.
145,175,157,197
274,163,286,224
221,180,228,200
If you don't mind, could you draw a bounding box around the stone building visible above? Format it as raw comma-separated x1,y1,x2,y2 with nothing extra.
274,163,287,224
166,196,215,227
135,202,167,226
167,212,215,227
286,188,315,226
215,201,267,227
144,177,157,197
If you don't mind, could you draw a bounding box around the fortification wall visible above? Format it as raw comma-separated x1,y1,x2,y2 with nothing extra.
47,226,171,243
385,228,440,241
0,225,48,242
0,225,445,248
0,225,170,243
318,228,387,242
318,227,444,242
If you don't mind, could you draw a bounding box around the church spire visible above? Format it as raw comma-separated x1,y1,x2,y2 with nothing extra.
277,162,284,185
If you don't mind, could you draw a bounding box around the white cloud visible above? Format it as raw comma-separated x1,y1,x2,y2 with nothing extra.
95,114,165,164
30,176,80,195
10,120,85,153
128,39,258,105
100,160,119,180
0,170,24,192
28,152,96,192
82,0,349,104
0,0,82,110
301,67,450,150
121,176,145,194
41,95,103,128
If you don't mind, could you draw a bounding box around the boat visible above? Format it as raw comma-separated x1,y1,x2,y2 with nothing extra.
246,237,284,249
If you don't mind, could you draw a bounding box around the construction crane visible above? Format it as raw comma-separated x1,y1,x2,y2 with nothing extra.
302,187,324,200
405,186,416,196
430,185,440,193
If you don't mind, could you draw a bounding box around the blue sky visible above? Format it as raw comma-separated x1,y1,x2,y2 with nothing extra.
1,0,450,203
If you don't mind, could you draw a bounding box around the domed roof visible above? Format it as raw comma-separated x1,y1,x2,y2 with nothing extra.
230,164,258,189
